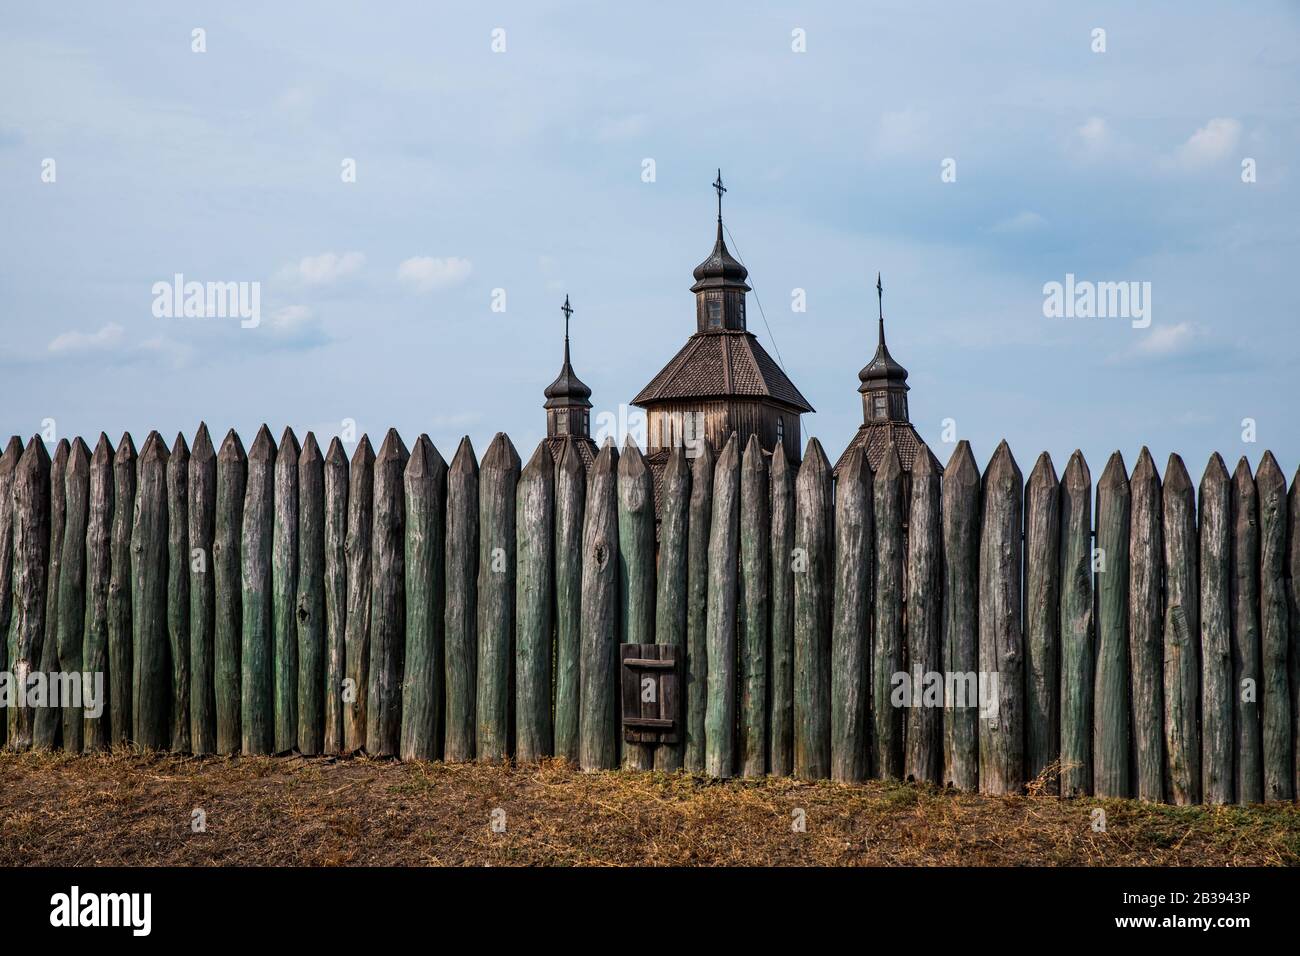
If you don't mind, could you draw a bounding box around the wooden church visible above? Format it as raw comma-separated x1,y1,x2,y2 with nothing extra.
632,172,813,486
540,294,598,472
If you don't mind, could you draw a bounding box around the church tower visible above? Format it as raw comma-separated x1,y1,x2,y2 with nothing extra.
543,294,598,472
632,171,813,472
834,274,931,475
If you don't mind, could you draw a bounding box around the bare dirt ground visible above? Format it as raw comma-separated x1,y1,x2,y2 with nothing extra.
0,750,1295,866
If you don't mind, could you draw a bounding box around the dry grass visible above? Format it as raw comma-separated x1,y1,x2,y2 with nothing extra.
0,749,1295,866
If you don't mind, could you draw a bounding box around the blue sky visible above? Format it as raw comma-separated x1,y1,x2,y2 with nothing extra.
2,1,1297,482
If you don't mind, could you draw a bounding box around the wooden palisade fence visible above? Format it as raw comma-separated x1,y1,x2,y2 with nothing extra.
1,425,1298,806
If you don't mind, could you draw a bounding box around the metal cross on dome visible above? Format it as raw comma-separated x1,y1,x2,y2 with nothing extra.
561,294,573,339
713,168,726,221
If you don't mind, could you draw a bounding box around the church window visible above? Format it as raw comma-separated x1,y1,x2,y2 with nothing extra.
873,395,887,420
776,416,785,447
556,409,569,435
707,298,722,328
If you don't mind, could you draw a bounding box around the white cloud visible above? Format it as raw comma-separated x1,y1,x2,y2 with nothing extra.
397,256,473,293
1071,117,1111,159
282,251,366,285
1172,118,1241,168
48,322,125,353
990,211,1047,234
875,108,930,155
1132,321,1200,356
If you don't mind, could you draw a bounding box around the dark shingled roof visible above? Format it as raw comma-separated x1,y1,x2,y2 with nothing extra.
833,422,937,476
544,435,597,475
631,331,814,413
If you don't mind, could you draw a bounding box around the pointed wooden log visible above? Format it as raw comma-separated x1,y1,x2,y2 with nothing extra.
366,428,407,757
1092,451,1130,798
831,444,870,783
0,436,21,747
553,440,585,763
444,436,478,762
979,440,1024,795
132,432,170,750
768,442,796,778
654,445,690,772
296,433,326,755
272,427,300,753
872,441,905,780
1022,452,1060,791
942,441,981,791
515,441,554,763
213,430,245,754
684,438,714,772
1231,457,1262,803
165,433,190,752
618,438,656,770
1256,451,1291,802
57,438,91,752
1128,447,1163,801
476,433,519,763
400,436,447,762
107,433,136,746
82,435,114,751
793,438,832,780
738,434,770,778
905,445,942,785
188,424,216,754
579,441,619,770
9,437,50,750
702,433,740,778
1059,451,1095,797
1199,454,1233,803
322,438,348,754
1289,466,1300,800
1162,454,1200,804
34,439,68,750
240,425,275,755
343,435,374,752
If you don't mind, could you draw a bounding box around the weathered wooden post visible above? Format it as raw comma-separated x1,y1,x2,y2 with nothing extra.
515,441,555,763
82,435,114,752
654,446,690,772
1023,452,1059,791
132,432,170,750
476,433,519,763
768,443,795,778
57,438,90,752
942,441,981,791
793,438,832,780
296,433,325,755
1289,466,1300,800
400,435,447,762
444,437,478,762
343,435,374,753
108,434,136,745
214,430,245,754
322,438,348,754
34,439,68,750
367,428,407,757
979,440,1024,795
705,433,741,779
579,441,619,770
684,438,714,772
1127,448,1164,801
1199,454,1233,803
1093,451,1130,798
1231,457,1262,804
0,437,19,746
1256,451,1291,802
553,441,585,763
1162,454,1200,805
738,435,770,778
618,438,656,771
188,425,216,755
872,441,905,780
10,437,50,751
241,425,275,755
905,446,941,785
273,427,300,753
166,433,190,752
831,444,870,783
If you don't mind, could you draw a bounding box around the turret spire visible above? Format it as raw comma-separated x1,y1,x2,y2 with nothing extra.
877,271,885,346
713,168,726,224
